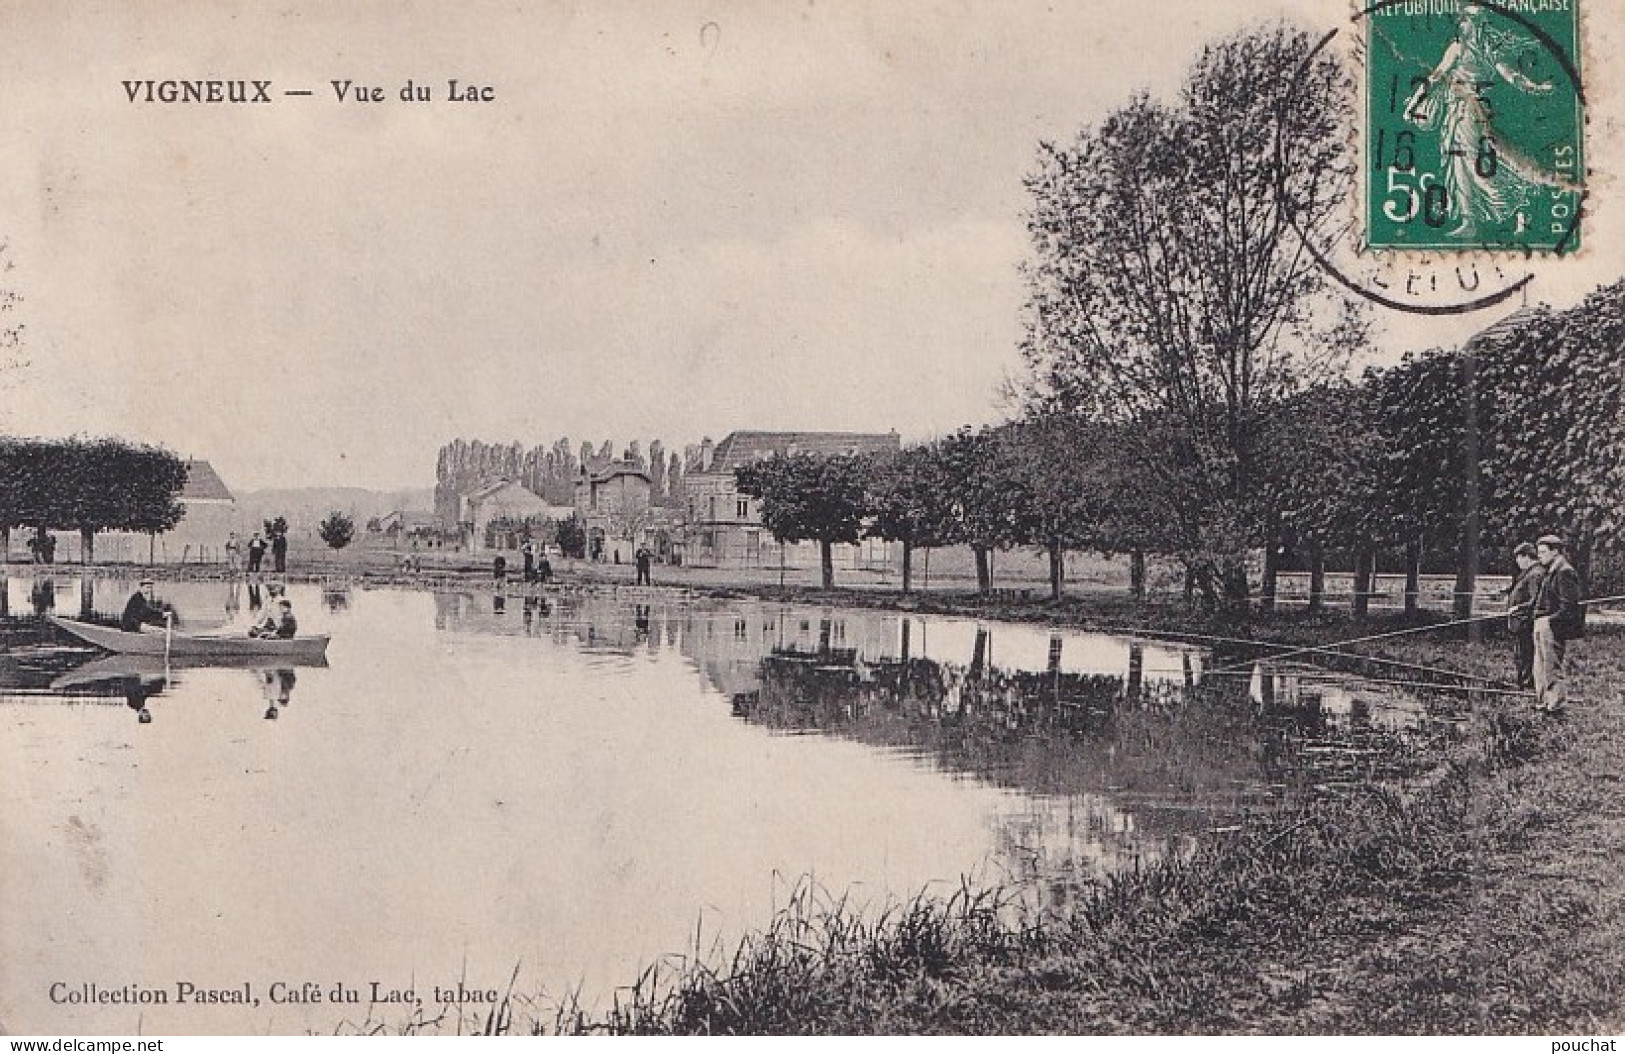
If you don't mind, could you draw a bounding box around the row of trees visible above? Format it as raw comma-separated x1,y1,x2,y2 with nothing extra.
737,278,1624,604
0,437,189,562
434,436,688,525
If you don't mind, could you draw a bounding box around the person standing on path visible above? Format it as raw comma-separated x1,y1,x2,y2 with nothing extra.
1505,542,1545,691
1531,534,1584,713
635,546,652,587
271,531,288,573
225,532,242,573
247,532,266,573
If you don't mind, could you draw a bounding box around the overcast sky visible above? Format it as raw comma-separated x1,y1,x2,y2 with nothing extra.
1,0,1619,491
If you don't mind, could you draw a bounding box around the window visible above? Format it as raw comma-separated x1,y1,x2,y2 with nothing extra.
736,498,749,518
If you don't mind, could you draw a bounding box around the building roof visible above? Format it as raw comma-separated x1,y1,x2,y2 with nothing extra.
580,460,651,484
465,477,523,502
705,430,901,473
180,460,234,502
463,479,567,515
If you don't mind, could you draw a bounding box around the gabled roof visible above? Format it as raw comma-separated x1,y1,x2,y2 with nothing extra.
181,460,234,502
706,430,900,473
580,460,651,484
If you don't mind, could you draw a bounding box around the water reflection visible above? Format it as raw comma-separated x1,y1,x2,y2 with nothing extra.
1,574,1471,1033
429,591,1464,861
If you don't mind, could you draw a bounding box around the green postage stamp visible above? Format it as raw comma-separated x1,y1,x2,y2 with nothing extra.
1365,0,1583,253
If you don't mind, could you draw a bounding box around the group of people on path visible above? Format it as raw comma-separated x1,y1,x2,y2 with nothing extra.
224,531,286,574
1506,534,1585,714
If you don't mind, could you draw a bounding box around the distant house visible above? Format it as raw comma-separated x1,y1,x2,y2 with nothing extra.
458,479,573,553
375,509,436,538
573,461,659,563
167,459,239,557
681,430,901,570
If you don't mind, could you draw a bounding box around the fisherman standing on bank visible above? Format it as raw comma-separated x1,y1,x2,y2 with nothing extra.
1505,541,1546,691
1530,534,1584,713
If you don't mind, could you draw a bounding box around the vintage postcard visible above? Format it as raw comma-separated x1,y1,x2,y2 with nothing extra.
2,0,1623,1040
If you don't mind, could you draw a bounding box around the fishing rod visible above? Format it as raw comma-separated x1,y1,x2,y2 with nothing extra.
1211,593,1625,676
1107,623,1508,684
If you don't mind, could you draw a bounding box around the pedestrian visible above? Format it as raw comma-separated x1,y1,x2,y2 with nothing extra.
271,531,287,573
635,546,652,586
493,554,507,583
225,532,242,573
247,532,266,573
522,541,536,583
1530,534,1584,713
1505,541,1545,691
538,552,553,584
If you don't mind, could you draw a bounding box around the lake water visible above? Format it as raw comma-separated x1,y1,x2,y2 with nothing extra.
0,574,1466,1034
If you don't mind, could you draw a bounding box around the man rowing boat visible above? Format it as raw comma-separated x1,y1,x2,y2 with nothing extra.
119,579,173,633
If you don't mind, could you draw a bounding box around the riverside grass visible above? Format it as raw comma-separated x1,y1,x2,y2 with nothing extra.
529,622,1624,1036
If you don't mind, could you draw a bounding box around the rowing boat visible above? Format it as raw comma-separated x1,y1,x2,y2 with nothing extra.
46,615,330,662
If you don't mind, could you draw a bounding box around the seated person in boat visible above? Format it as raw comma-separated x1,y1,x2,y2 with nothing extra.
250,598,298,639
120,579,173,632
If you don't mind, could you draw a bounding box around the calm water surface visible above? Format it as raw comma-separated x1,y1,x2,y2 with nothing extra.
0,574,1465,1033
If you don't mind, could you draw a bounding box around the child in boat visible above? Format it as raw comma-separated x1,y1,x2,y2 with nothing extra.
249,599,298,639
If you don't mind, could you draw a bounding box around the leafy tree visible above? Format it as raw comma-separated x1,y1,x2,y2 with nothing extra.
866,444,957,594
1018,23,1364,607
1254,386,1385,615
1364,350,1485,614
120,445,189,539
319,510,356,550
736,453,871,589
932,427,1030,594
0,437,185,562
998,417,1114,601
556,515,587,559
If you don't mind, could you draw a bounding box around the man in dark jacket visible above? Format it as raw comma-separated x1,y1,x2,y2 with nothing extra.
120,579,170,633
1505,542,1545,690
1531,534,1583,713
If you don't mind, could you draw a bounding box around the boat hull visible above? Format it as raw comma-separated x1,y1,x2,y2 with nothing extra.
47,616,330,662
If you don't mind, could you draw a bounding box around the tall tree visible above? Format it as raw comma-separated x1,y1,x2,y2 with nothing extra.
736,453,871,589
866,444,957,594
998,417,1114,601
1018,23,1363,607
934,427,1028,594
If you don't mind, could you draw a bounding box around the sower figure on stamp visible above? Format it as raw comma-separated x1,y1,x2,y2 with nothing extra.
1505,541,1545,691
1530,534,1583,713
1404,3,1562,240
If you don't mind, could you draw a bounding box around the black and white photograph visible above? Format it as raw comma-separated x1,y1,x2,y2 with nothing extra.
1,0,1622,1039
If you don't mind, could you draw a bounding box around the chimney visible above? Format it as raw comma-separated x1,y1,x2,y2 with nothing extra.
699,436,715,472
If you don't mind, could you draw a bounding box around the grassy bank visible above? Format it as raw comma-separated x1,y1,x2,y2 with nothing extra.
528,624,1624,1035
